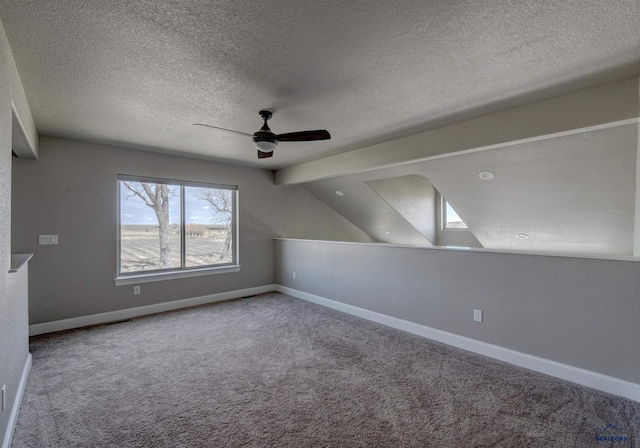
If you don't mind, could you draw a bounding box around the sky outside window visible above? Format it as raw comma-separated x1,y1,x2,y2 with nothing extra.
445,200,468,229
120,183,229,225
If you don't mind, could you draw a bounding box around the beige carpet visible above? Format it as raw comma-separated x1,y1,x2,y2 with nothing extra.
12,292,639,447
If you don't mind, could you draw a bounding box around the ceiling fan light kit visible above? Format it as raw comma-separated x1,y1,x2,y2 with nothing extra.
253,110,278,155
253,140,278,152
195,110,330,159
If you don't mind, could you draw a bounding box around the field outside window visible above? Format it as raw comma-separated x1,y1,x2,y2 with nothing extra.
118,176,237,277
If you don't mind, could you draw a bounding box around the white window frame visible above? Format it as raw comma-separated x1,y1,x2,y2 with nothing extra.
115,174,239,285
441,197,468,231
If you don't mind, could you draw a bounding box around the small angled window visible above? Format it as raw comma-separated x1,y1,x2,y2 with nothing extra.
443,199,468,230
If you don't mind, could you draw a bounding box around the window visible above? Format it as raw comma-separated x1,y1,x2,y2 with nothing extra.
117,175,238,283
442,199,468,230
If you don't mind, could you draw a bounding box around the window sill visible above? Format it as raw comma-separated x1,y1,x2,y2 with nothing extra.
115,265,241,286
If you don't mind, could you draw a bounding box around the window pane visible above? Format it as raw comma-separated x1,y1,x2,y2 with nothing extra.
185,186,233,267
120,181,181,273
445,201,468,229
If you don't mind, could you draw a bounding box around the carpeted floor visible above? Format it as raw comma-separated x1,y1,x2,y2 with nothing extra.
12,292,639,447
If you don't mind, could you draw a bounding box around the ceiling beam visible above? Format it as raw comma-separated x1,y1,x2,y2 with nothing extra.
12,105,37,158
1,23,38,158
276,77,640,186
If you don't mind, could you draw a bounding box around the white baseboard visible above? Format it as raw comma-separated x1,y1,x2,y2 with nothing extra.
276,285,640,403
26,283,640,402
29,285,277,336
2,353,31,448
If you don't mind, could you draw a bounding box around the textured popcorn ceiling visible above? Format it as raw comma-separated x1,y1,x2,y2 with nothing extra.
0,1,639,168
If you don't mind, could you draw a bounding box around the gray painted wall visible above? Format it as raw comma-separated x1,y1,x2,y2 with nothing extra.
12,137,370,324
275,239,640,384
0,22,30,444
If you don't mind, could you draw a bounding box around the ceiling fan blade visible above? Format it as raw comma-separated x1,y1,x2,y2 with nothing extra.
257,150,273,159
193,123,253,137
275,130,331,142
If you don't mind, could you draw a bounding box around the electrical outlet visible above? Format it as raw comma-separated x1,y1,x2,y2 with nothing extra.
133,285,141,295
292,272,296,279
474,309,483,322
2,384,6,412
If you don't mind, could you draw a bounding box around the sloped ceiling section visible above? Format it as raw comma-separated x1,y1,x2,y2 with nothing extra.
303,172,482,248
300,120,638,256
302,172,435,246
365,175,436,244
422,123,638,255
293,79,640,257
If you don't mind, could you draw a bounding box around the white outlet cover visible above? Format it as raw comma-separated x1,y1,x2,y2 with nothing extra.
474,309,483,322
134,286,141,295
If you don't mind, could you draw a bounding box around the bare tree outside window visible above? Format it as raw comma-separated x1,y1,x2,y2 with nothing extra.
122,182,177,269
197,188,233,261
118,177,236,275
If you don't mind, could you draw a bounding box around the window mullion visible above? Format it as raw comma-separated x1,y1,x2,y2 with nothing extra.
232,190,238,265
181,185,186,270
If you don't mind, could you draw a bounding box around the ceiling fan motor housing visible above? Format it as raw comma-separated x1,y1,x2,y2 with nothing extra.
253,110,278,152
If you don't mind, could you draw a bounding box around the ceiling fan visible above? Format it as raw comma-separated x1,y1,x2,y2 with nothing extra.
194,110,331,159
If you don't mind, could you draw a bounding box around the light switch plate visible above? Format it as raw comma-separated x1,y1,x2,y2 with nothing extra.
474,309,483,322
39,235,58,245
